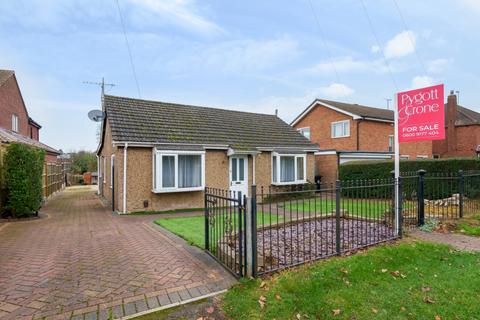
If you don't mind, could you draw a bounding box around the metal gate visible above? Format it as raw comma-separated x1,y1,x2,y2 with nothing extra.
204,187,247,277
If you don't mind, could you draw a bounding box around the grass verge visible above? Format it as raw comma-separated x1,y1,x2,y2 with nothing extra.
223,240,480,319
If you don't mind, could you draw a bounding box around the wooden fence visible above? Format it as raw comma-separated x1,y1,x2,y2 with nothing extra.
43,162,65,198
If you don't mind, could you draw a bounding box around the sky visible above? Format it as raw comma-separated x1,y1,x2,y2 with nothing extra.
1,0,479,152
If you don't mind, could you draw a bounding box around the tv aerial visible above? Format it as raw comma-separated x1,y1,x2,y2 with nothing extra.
87,110,105,122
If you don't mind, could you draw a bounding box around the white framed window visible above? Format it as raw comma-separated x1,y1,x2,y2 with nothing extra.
110,155,115,188
416,155,428,159
297,127,311,140
11,114,18,132
153,150,205,193
388,135,394,152
272,153,307,185
400,155,410,160
331,120,350,138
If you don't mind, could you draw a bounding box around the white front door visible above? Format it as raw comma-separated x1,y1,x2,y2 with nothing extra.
229,156,248,199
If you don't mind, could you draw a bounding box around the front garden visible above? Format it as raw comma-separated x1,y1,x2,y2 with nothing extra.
222,240,480,319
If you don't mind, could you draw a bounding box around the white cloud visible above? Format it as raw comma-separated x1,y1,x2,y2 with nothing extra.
371,45,380,53
129,0,223,35
319,83,354,97
411,75,435,89
384,30,416,59
427,58,450,73
303,56,402,75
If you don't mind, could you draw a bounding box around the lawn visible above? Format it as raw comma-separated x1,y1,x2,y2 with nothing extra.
222,240,480,319
454,215,480,237
155,212,284,249
284,198,394,218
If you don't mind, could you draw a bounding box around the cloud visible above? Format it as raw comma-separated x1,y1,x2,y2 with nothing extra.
411,75,435,89
162,35,300,73
129,0,223,36
427,58,450,73
303,56,402,75
319,83,354,97
383,30,416,59
371,45,380,53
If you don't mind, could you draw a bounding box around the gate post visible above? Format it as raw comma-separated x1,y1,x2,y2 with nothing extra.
417,169,426,226
245,185,257,277
204,188,209,251
459,170,464,218
335,180,341,255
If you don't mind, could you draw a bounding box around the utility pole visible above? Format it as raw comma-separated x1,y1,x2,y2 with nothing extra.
385,98,392,110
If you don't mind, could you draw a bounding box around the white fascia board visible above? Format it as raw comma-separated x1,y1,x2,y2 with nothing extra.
291,100,361,126
363,117,394,123
315,150,338,156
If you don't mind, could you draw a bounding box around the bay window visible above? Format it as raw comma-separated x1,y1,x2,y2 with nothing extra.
153,150,205,192
272,153,306,185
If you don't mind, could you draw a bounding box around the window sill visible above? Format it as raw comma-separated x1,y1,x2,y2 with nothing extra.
331,135,350,139
271,181,307,186
152,186,204,194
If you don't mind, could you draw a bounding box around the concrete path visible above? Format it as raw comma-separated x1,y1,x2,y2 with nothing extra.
411,230,480,252
0,186,235,320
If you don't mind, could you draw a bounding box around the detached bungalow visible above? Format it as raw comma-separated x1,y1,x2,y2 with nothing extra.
97,95,319,213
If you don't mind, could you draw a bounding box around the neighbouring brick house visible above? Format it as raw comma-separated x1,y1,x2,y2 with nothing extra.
97,95,319,213
0,70,62,207
291,91,480,183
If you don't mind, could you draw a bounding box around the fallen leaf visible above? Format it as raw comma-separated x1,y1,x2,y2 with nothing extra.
332,309,341,316
206,306,215,314
258,295,267,309
391,270,400,277
435,316,441,320
339,267,348,274
275,294,282,300
422,286,431,292
371,308,378,314
296,313,301,319
381,269,388,273
424,296,435,304
400,306,406,311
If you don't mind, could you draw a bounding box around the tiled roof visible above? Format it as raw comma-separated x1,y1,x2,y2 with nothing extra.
104,95,318,150
317,99,394,121
0,70,14,87
294,98,480,126
0,127,60,155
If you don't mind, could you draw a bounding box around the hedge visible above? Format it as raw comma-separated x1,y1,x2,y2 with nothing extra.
4,143,45,218
338,158,480,200
339,158,480,181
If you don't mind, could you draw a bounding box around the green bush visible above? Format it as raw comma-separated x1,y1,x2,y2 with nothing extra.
4,143,45,218
339,158,480,181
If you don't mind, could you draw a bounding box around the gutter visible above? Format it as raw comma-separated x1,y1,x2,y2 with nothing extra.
123,143,128,214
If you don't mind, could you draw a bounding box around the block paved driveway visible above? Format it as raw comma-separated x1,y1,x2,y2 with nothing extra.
0,186,235,320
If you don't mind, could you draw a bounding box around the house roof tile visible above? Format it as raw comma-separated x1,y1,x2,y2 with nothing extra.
103,95,318,150
0,127,60,155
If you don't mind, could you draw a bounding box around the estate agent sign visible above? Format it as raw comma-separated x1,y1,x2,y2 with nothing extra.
397,84,445,142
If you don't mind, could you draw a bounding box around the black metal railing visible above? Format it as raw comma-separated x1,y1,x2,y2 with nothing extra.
204,187,246,277
253,179,399,275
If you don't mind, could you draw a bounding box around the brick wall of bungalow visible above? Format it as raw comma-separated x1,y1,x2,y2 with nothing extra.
98,130,316,213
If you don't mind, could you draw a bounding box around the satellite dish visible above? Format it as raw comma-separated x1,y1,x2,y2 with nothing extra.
88,110,105,122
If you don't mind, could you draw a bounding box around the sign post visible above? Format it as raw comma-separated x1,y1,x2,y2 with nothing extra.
394,84,445,235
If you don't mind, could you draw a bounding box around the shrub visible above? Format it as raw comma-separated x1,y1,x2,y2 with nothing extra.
4,143,45,218
339,158,480,181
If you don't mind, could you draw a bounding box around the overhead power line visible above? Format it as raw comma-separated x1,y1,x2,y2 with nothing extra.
359,0,399,92
392,0,428,76
307,0,350,100
115,0,141,98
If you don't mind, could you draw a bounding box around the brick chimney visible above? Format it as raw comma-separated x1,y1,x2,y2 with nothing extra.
447,90,457,153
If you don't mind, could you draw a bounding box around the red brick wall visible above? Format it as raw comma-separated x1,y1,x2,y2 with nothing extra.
294,104,358,150
0,75,30,136
315,154,338,184
433,125,480,157
358,120,394,151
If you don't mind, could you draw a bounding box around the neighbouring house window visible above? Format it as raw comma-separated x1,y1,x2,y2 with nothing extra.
388,135,394,152
400,155,410,160
110,155,115,188
12,114,18,132
272,153,306,185
331,120,350,138
297,127,311,140
416,155,428,159
153,150,205,192
433,154,440,159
